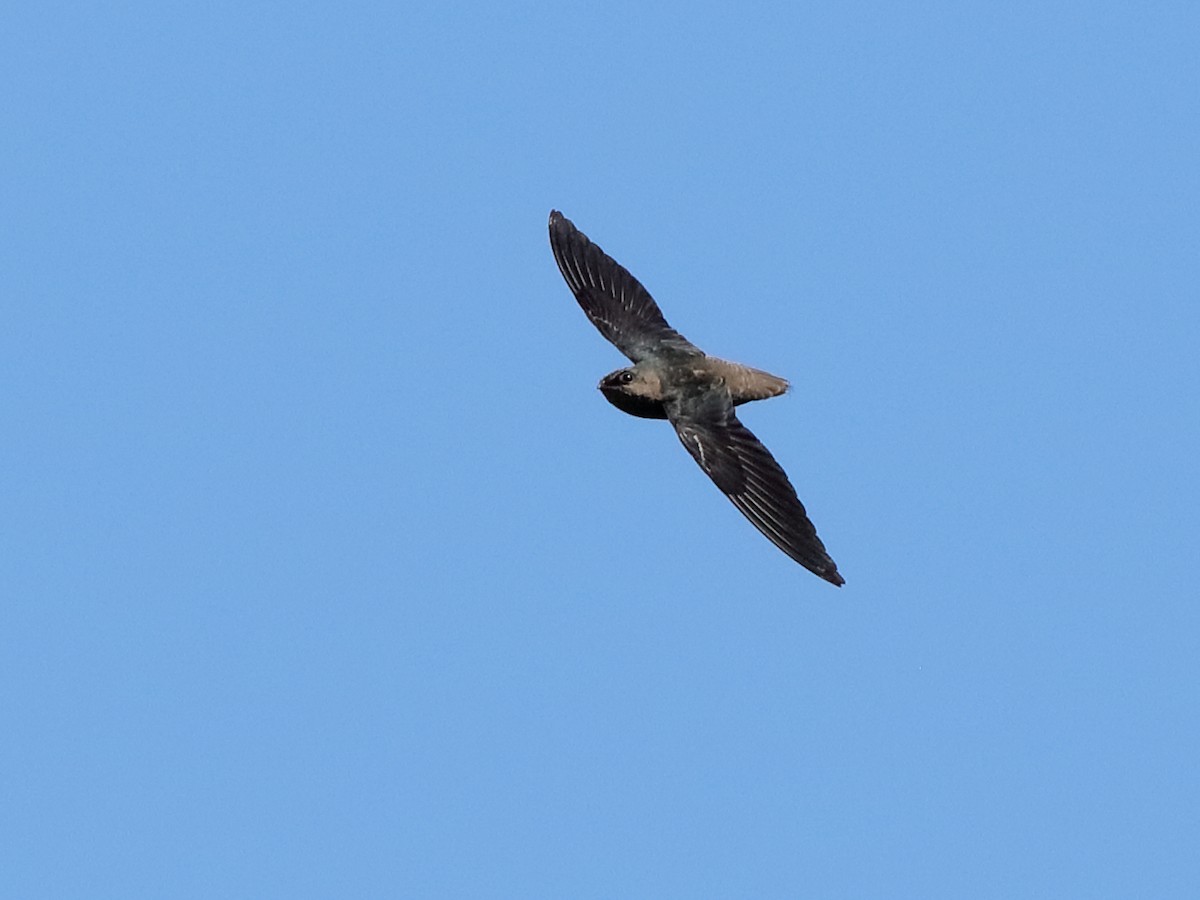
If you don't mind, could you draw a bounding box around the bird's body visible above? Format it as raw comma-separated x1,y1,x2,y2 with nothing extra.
549,210,844,586
599,356,789,420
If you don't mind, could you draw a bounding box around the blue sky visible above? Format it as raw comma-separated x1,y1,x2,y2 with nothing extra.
3,1,1198,896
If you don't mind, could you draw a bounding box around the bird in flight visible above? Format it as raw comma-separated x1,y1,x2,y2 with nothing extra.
548,210,844,586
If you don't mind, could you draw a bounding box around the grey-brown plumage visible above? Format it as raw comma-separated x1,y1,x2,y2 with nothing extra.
549,210,844,586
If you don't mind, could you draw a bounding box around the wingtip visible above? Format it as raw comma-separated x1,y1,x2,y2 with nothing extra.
825,570,846,587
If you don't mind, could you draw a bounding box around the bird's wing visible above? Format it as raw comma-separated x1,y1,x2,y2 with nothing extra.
549,210,700,362
668,403,844,585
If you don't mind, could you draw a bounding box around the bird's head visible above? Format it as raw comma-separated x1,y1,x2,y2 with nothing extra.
598,367,668,419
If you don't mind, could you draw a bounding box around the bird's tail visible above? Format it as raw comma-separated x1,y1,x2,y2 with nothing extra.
712,358,790,405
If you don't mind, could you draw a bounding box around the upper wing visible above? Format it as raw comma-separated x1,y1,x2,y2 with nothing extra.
549,210,699,362
670,406,844,586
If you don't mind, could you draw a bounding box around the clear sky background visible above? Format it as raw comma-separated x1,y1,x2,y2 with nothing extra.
3,2,1198,897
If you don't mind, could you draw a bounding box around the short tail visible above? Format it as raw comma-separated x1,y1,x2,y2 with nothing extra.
712,358,789,404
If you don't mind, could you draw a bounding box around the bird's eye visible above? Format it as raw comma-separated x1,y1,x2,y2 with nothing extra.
619,371,634,385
